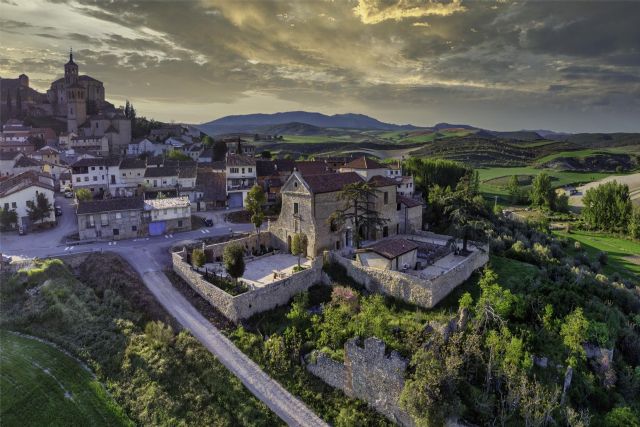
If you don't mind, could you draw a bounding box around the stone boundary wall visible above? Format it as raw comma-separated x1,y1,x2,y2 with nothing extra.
328,244,489,309
203,232,280,262
307,337,414,427
172,250,323,323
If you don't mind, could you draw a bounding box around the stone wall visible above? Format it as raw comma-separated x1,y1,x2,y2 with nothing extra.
172,249,323,323
203,232,281,262
307,337,414,427
329,243,489,309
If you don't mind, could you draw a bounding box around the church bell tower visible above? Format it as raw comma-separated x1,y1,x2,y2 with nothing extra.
65,49,86,132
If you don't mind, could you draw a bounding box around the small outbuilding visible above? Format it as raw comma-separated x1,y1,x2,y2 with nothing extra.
357,238,418,271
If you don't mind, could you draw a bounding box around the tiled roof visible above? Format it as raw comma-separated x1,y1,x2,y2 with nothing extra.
274,159,295,172
195,170,226,202
302,172,363,194
256,159,275,177
71,156,120,168
14,156,42,168
398,195,422,208
367,175,398,188
0,151,21,161
178,167,197,179
119,157,147,169
343,156,385,170
295,161,329,176
36,145,59,155
77,197,144,214
366,238,418,259
0,171,54,198
144,166,177,178
226,154,256,167
144,196,190,210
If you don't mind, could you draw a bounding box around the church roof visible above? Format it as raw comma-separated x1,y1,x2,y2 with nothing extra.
302,172,363,194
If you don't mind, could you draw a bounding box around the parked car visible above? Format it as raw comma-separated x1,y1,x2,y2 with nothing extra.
202,218,214,227
55,205,63,216
64,190,74,198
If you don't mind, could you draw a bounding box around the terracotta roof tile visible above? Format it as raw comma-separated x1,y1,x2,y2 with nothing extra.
77,197,144,214
366,238,418,259
302,172,363,194
343,156,385,170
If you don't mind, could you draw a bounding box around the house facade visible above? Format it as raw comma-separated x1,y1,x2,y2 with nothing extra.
144,196,191,235
225,154,257,208
0,171,56,228
70,157,122,195
77,197,145,241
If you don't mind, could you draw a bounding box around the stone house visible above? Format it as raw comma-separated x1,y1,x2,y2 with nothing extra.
357,238,418,271
76,197,144,241
270,171,404,257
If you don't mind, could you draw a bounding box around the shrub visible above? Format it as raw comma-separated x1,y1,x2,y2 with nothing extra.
598,251,609,266
574,241,582,251
191,248,205,268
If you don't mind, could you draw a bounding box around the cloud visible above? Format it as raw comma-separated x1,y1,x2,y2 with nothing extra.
353,0,466,24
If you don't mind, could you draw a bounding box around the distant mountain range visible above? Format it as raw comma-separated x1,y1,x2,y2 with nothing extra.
198,111,418,135
196,110,587,140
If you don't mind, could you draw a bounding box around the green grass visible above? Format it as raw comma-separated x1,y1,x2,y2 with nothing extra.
534,149,616,165
281,134,357,144
0,331,131,427
554,230,640,280
489,255,539,291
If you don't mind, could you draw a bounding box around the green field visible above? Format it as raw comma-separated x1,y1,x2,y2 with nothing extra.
534,149,618,165
0,331,130,427
554,230,640,280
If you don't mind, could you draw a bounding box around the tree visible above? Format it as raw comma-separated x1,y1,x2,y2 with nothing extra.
213,139,227,161
166,150,191,161
202,135,214,147
507,175,528,205
582,181,632,232
27,192,53,224
192,248,205,268
75,188,92,201
530,173,556,210
261,150,272,159
443,187,489,252
560,307,589,367
630,205,640,240
403,157,471,201
124,100,131,118
0,208,18,230
328,182,389,249
291,233,307,266
223,244,245,283
245,185,266,245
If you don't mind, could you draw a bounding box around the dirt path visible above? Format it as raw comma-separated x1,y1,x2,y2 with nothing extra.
569,172,640,208
120,249,328,427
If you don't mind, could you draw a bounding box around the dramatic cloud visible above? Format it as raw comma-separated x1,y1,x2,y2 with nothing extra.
0,0,638,131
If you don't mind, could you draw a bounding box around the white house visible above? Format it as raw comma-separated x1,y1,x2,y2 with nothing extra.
70,157,124,196
225,154,257,208
0,171,56,228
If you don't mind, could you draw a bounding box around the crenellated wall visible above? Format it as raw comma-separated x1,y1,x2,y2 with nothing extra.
306,337,414,427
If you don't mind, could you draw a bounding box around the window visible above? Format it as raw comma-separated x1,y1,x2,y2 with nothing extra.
76,177,81,183
178,220,183,227
383,226,388,237
99,166,103,170
91,166,95,171
100,214,108,226
241,168,245,174
87,215,95,228
113,228,119,236
384,192,389,204
122,173,126,177
248,167,252,173
131,225,137,232
397,203,401,211
230,167,239,173
84,177,89,182
11,202,16,209
93,176,98,181
130,211,137,218
90,188,94,192
293,202,299,214
115,212,122,219
3,203,8,210
173,208,178,214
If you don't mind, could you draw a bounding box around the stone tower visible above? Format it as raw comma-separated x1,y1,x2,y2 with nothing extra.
65,50,86,132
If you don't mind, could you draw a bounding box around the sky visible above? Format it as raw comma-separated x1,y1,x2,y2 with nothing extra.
1,0,639,132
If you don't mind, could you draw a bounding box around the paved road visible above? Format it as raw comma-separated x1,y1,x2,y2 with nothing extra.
1,217,328,427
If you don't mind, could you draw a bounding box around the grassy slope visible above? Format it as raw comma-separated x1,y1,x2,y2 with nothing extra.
554,230,640,280
0,331,130,427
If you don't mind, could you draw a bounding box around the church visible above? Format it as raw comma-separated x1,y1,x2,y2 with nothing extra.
48,51,132,154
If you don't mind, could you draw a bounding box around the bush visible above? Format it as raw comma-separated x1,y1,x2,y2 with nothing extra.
598,251,609,266
191,248,205,268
